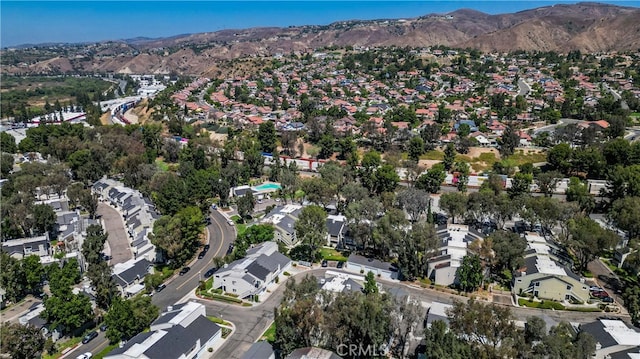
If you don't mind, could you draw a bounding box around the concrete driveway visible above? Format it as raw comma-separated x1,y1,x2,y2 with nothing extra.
97,202,132,265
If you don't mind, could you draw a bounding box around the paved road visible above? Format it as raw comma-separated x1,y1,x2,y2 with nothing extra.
517,78,531,97
67,209,235,358
97,203,132,265
194,267,630,359
588,259,626,313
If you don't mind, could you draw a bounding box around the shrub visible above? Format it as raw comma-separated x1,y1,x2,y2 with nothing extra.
283,271,291,276
208,348,213,353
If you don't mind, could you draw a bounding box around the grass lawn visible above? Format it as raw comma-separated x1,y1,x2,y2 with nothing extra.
231,215,241,222
260,322,276,344
421,150,444,160
94,343,119,359
507,150,547,165
155,158,170,171
518,298,565,310
42,336,83,359
318,247,348,262
207,316,232,326
236,223,247,236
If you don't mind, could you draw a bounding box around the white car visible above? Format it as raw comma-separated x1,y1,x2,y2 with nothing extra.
76,353,93,359
227,219,234,226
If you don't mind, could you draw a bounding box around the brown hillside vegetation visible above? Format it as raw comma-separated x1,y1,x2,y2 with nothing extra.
2,2,639,75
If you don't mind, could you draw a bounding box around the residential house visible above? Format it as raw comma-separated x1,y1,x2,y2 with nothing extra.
105,301,222,359
326,214,347,248
318,272,364,294
579,319,640,359
241,342,276,359
345,254,399,280
427,224,484,287
512,232,589,303
213,241,291,299
2,235,51,261
261,205,303,246
112,258,153,297
286,348,341,359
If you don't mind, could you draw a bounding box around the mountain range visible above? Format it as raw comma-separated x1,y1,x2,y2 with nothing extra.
2,2,639,76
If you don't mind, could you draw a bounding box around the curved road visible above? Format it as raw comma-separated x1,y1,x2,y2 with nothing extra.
194,268,630,359
69,209,235,357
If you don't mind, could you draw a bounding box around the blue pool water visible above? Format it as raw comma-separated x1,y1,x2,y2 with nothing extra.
253,183,282,191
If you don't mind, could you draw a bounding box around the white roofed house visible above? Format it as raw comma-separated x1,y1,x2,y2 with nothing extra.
261,205,303,247
112,258,153,297
426,224,484,287
512,232,590,303
213,241,291,299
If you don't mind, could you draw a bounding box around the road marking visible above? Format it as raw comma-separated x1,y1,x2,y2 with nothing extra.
176,270,201,290
211,212,225,258
91,338,109,355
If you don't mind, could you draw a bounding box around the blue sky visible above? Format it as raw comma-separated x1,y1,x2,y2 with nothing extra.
2,1,640,47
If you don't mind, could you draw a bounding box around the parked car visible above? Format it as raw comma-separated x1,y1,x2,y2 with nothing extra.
100,323,108,332
337,261,345,269
226,244,234,255
82,331,98,344
179,267,191,276
602,297,615,303
227,219,235,226
204,267,217,278
593,290,610,298
156,283,167,292
590,286,603,292
198,250,206,259
321,260,328,267
76,353,93,359
203,244,210,251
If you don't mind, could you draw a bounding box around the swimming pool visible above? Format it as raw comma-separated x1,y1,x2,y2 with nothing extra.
253,182,282,191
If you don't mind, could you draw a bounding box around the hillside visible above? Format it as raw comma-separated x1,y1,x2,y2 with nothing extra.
2,2,639,75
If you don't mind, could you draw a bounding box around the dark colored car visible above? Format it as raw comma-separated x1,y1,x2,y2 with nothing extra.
82,331,98,344
593,290,610,298
198,251,206,259
321,260,328,267
602,297,615,303
203,244,210,251
156,283,167,292
179,267,190,276
100,324,108,332
204,267,217,278
226,244,234,255
337,261,345,269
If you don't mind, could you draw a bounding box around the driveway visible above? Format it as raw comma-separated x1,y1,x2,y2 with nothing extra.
97,203,131,265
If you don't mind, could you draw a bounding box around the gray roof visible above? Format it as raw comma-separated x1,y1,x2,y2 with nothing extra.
326,218,345,237
580,321,618,349
609,346,640,359
277,216,296,234
286,347,341,359
143,316,220,359
347,254,397,273
246,260,271,281
107,332,155,356
113,259,151,287
241,341,275,359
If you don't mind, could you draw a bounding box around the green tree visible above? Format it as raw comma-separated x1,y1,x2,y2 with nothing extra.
105,296,159,343
536,171,560,197
454,161,470,192
0,322,45,359
318,134,335,159
42,289,93,334
490,230,527,272
421,320,475,359
547,143,573,175
32,204,56,235
237,192,256,219
566,177,595,214
363,271,379,294
150,206,204,268
0,251,26,302
443,143,456,171
0,132,17,153
609,197,640,239
568,217,618,272
257,121,277,153
439,192,467,224
22,255,44,294
416,163,446,194
508,172,533,199
408,136,425,161
498,126,520,157
622,284,640,326
294,205,327,257
447,299,516,358
1,153,14,178
457,255,484,292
